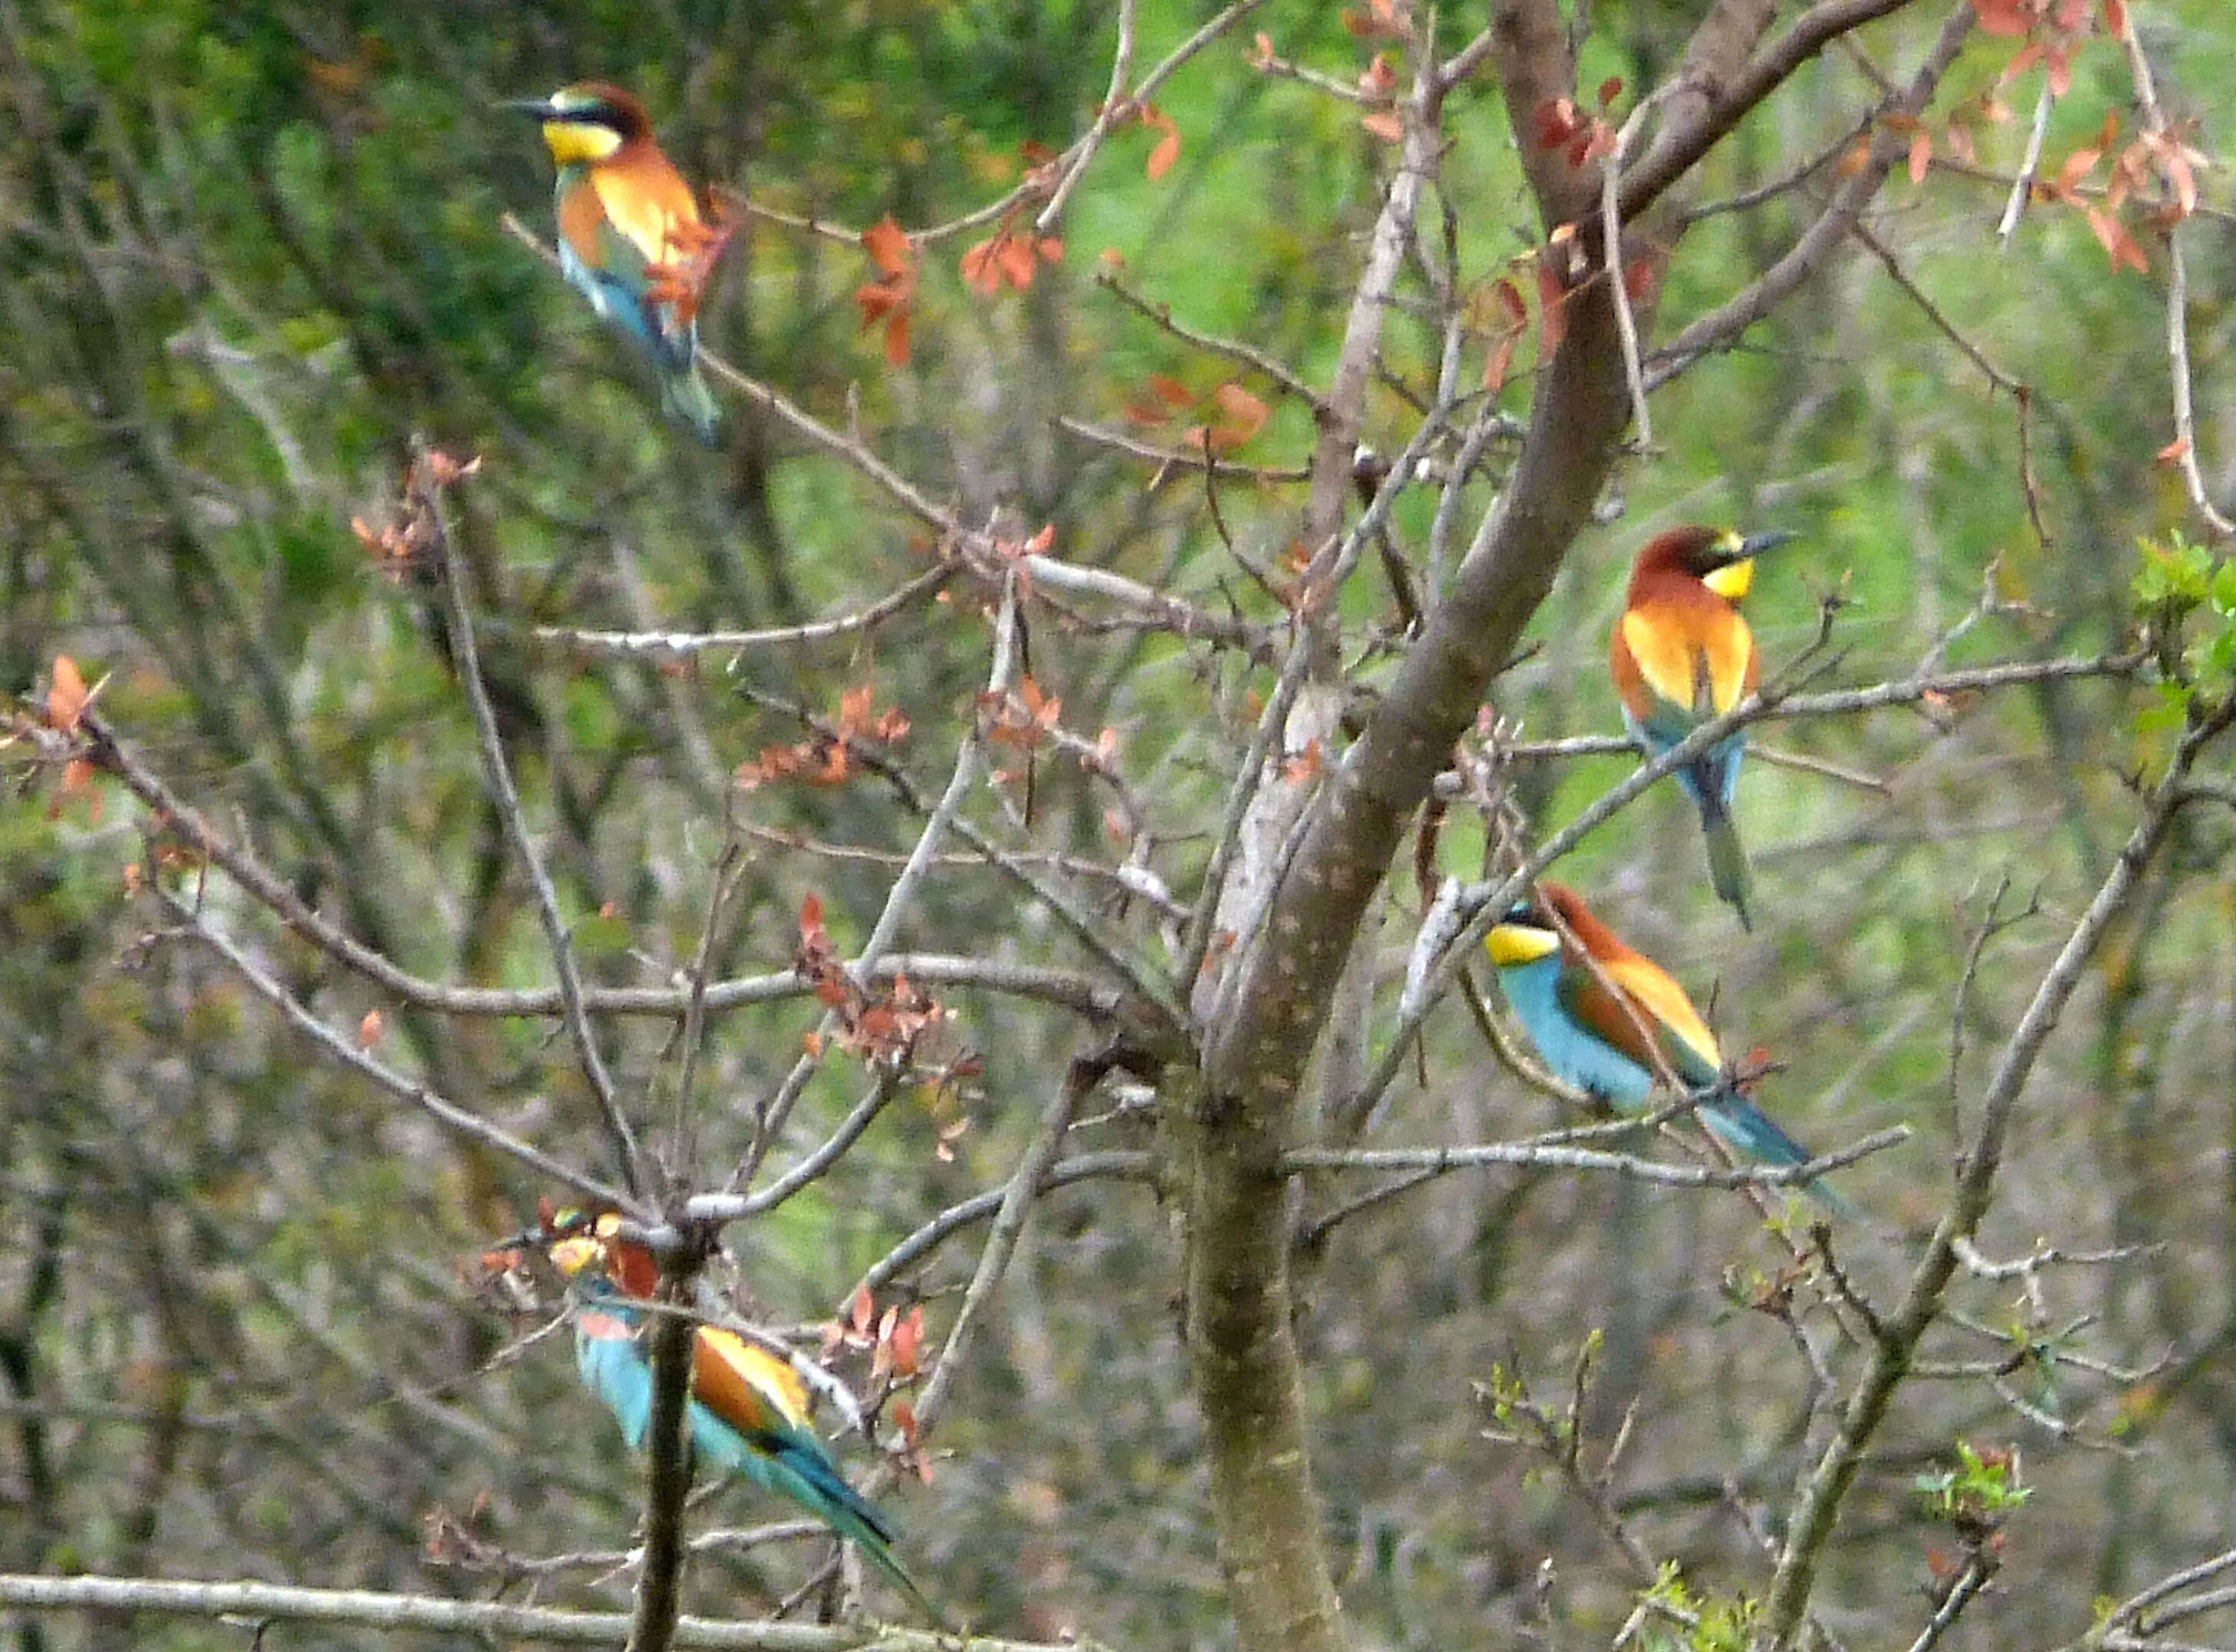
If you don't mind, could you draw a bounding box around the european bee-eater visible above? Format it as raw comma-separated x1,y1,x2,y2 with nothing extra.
1484,882,1834,1198
512,82,721,443
1609,526,1794,929
536,1213,939,1621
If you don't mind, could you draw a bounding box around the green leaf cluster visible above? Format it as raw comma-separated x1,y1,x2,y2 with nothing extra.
2133,532,2236,729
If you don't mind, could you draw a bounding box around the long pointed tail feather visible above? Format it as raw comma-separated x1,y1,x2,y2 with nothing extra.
661,363,722,446
1698,795,1753,930
696,1414,946,1625
1698,1090,1853,1214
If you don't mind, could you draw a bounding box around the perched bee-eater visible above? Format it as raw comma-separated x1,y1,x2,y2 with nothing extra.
1609,525,1794,929
512,82,722,443
532,1213,939,1621
1485,883,1834,1199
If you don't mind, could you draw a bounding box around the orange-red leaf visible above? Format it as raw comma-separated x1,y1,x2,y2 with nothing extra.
2086,205,2148,272
1533,97,1580,151
1361,108,1403,144
1908,130,1932,183
960,236,1002,295
1999,41,2044,84
1484,330,1518,395
862,215,914,278
997,233,1038,289
1973,0,2032,36
891,1304,923,1377
358,1009,384,1049
47,655,88,732
1143,106,1182,181
1210,382,1269,443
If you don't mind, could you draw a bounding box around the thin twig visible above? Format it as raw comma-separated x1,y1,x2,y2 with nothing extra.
2116,18,2234,539
1996,79,2056,247
526,566,954,659
1056,414,1312,483
1901,1549,1994,1652
908,1056,1093,1432
841,1151,1159,1293
421,448,645,1197
1034,0,1138,233
150,887,638,1216
1844,216,2024,395
1602,88,1669,446
729,683,1179,1019
730,574,1026,1194
1097,269,1329,415
2099,1548,2236,1634
669,833,751,1173
736,1073,904,1218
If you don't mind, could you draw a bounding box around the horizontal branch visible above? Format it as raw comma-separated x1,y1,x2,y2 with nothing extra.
0,1573,1103,1651
1497,650,2147,762
1281,1125,1909,1188
1057,415,1312,483
524,565,953,659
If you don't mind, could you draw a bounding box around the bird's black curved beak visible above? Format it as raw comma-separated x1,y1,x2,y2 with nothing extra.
1739,529,1798,559
502,98,560,121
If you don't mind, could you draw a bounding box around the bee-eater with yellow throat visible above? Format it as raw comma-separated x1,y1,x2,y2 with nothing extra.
513,82,722,442
1609,526,1794,928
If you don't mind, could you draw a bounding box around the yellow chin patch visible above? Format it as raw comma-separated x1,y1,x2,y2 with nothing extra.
542,120,623,166
1486,923,1560,968
550,1235,604,1277
1702,558,1754,602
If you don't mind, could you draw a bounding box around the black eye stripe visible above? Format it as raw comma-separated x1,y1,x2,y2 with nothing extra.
548,103,629,134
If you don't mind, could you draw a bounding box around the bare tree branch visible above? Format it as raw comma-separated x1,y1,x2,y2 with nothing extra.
526,567,954,659
0,1573,1109,1650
